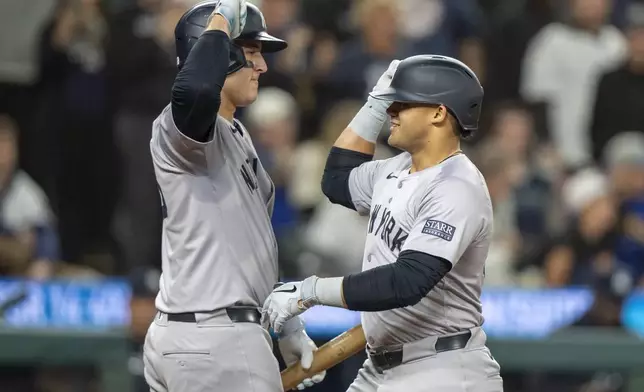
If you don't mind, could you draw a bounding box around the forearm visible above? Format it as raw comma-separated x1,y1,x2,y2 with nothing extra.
333,128,376,155
171,15,231,142
206,13,231,34
333,95,390,155
311,251,452,312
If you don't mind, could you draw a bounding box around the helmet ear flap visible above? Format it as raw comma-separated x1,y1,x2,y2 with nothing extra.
228,44,246,74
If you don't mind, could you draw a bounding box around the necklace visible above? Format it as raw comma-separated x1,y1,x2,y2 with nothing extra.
439,149,463,164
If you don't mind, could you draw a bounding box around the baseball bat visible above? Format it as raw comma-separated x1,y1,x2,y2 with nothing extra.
280,324,366,391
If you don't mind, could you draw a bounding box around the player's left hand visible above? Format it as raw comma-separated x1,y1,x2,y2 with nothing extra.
277,316,326,390
372,59,400,95
262,276,319,334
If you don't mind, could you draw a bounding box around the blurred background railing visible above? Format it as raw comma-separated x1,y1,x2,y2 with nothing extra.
1,0,644,391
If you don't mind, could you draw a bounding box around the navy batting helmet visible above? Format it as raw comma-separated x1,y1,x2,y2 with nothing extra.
175,2,287,74
370,55,484,135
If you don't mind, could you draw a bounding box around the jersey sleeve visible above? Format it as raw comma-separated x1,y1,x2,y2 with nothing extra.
401,178,484,265
347,159,385,215
150,104,224,171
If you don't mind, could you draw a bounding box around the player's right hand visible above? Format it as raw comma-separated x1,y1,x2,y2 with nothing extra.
214,0,247,39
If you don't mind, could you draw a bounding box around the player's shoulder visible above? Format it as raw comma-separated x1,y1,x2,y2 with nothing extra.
378,151,412,174
152,103,172,129
425,155,490,202
152,104,232,143
151,103,178,141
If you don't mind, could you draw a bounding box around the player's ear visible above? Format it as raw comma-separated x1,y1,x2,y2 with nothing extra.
429,105,448,126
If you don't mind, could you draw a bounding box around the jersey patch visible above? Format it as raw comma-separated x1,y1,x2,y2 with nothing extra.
422,220,455,241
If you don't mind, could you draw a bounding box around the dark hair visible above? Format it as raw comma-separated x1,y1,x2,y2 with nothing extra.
0,114,18,139
446,110,473,140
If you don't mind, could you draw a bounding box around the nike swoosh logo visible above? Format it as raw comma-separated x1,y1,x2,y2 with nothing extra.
274,286,297,293
386,173,398,179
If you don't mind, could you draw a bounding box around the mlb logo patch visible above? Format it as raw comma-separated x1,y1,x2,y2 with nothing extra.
422,220,455,241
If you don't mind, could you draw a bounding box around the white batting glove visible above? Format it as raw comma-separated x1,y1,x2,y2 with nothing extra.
278,316,326,390
348,59,400,143
371,59,400,96
214,0,247,39
262,277,319,335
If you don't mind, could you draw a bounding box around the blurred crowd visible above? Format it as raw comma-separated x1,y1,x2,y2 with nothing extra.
1,0,644,390
3,0,643,306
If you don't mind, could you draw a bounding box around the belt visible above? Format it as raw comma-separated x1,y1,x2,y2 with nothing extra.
369,331,472,372
166,306,261,324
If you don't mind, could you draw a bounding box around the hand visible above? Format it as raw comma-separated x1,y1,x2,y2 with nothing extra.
358,59,400,128
214,0,247,39
278,317,326,390
262,277,320,334
371,59,400,96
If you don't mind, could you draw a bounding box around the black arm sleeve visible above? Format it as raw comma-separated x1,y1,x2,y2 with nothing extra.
342,250,452,312
171,30,230,142
321,147,373,210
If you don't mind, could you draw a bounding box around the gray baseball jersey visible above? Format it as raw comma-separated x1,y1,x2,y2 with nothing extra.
348,152,492,347
150,104,278,313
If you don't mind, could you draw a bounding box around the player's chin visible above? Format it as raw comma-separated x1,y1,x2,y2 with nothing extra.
387,133,403,149
237,86,260,107
247,82,260,100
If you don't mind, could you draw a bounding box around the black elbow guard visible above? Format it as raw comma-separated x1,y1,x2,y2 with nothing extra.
321,147,372,210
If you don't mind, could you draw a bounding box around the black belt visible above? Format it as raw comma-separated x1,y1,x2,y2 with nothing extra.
369,331,472,372
165,306,261,324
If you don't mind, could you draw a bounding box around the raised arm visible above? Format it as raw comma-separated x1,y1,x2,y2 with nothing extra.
170,11,232,142
321,60,399,214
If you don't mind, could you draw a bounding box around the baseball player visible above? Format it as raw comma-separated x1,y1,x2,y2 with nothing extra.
142,1,325,391
263,55,503,392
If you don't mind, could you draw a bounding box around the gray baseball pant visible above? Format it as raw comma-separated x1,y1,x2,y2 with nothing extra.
347,327,503,392
143,309,283,392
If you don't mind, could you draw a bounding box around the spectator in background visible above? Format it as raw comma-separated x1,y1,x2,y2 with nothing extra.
0,115,58,279
590,1,644,161
604,131,644,203
248,0,301,94
603,132,644,286
478,102,564,286
245,87,300,238
297,100,396,278
521,0,627,171
476,144,521,287
0,0,56,189
543,168,619,287
287,101,363,220
483,0,557,104
323,0,411,102
397,0,486,82
106,0,185,276
38,0,117,270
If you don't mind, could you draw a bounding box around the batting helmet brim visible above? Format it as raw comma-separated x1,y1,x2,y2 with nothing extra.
235,31,287,53
369,87,444,106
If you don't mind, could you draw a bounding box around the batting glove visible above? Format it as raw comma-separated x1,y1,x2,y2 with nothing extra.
278,316,326,390
214,0,247,39
262,277,319,335
348,59,400,143
371,59,401,97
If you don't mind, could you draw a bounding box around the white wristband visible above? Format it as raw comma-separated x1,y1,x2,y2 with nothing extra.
347,98,390,143
314,277,346,308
